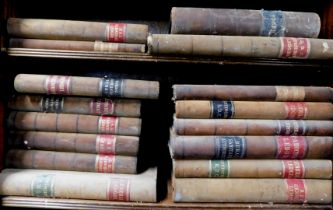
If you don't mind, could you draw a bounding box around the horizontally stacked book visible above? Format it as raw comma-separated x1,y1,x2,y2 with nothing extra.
7,18,149,53
148,7,333,60
0,73,159,202
170,84,333,204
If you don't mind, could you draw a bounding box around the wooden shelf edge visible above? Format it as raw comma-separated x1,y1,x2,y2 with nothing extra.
1,196,331,210
5,48,332,68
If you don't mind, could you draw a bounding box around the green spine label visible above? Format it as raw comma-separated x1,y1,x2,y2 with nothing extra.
209,160,229,178
31,174,55,197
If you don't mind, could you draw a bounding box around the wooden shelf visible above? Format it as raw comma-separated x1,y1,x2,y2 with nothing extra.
5,48,333,68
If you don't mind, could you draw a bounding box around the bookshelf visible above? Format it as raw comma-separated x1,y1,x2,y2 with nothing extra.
0,0,332,209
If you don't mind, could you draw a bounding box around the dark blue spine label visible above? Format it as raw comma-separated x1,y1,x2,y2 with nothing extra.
41,96,64,112
277,120,307,135
211,101,234,119
261,10,285,36
101,78,123,97
214,136,246,159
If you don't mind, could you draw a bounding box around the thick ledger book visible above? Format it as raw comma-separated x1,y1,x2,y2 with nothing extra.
174,159,332,179
171,8,320,38
0,168,157,202
175,100,333,120
14,74,159,99
171,136,333,159
8,112,141,136
10,39,146,53
174,119,333,136
148,34,333,60
173,85,333,101
7,18,148,44
9,131,139,156
6,149,137,174
8,95,141,117
173,178,331,203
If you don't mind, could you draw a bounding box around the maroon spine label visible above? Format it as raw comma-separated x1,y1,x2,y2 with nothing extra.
279,38,310,59
106,23,127,43
282,160,305,178
284,102,308,119
98,116,118,134
95,155,115,173
45,76,71,95
285,179,306,203
276,136,307,159
277,120,307,135
96,135,116,154
107,178,130,201
90,98,114,115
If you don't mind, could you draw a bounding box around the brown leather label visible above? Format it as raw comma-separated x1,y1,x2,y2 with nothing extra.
107,178,130,201
276,136,307,159
284,102,308,119
279,38,310,59
106,23,127,43
45,75,71,95
282,160,305,178
285,179,306,203
96,135,116,154
276,120,307,135
90,98,114,115
95,155,115,173
98,116,118,134
275,86,305,101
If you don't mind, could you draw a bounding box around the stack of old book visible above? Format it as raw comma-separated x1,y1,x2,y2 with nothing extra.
148,7,333,60
170,84,333,204
7,18,148,54
0,73,159,202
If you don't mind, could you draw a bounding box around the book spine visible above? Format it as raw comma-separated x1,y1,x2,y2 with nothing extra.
174,119,333,136
171,8,320,38
9,39,146,53
8,112,141,136
171,136,333,159
173,85,333,102
174,159,332,179
8,95,141,117
6,149,137,174
7,18,148,44
148,34,333,60
10,131,139,156
173,178,331,203
175,101,333,120
0,169,156,202
14,74,159,99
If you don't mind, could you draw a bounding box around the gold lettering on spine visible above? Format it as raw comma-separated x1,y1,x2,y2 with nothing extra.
284,102,308,119
282,160,305,178
285,179,306,203
105,23,127,43
279,38,310,59
107,178,130,201
98,116,118,134
90,99,114,115
95,155,115,173
96,135,116,154
45,76,71,95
